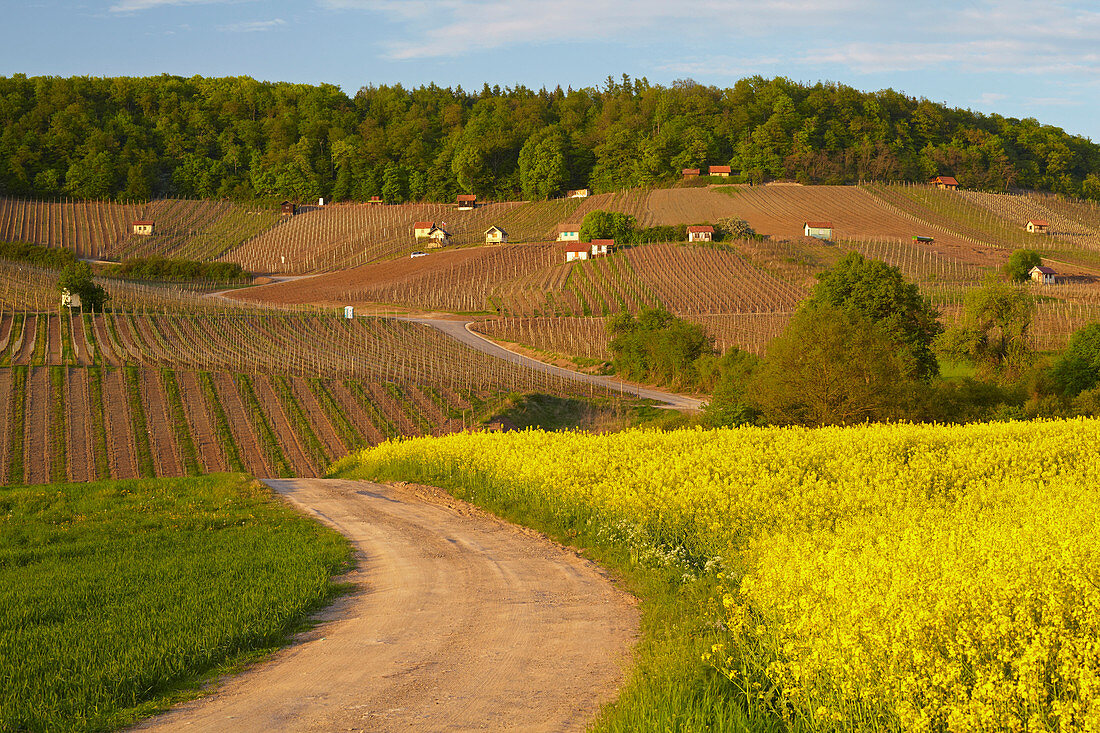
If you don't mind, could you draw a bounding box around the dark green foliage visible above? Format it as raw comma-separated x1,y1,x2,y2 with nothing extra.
1050,323,1100,396
57,261,108,310
103,257,248,283
810,252,943,380
699,349,762,427
3,74,1098,202
0,474,350,732
749,303,905,426
608,309,716,392
936,277,1036,382
580,210,638,242
0,241,78,269
1002,249,1043,282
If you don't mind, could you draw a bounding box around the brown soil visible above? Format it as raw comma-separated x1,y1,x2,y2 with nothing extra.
112,314,149,365
101,367,138,479
23,367,50,484
0,369,10,484
366,383,418,436
134,479,638,733
0,313,12,354
251,374,316,477
329,381,384,446
47,315,62,364
134,317,174,364
139,369,183,477
65,368,95,482
93,315,123,366
288,376,345,459
176,370,227,474
403,385,454,435
13,314,36,365
212,373,271,477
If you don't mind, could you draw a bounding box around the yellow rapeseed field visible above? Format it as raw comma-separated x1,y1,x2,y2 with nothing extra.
335,419,1100,732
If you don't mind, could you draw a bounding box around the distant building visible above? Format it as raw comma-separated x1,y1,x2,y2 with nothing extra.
369,195,383,204
1029,265,1056,285
1027,219,1050,234
427,226,451,248
687,225,714,243
564,244,590,262
457,194,477,210
132,220,155,236
913,235,935,243
930,176,959,190
708,165,732,177
557,226,580,242
485,225,508,244
280,201,297,216
590,239,614,256
566,189,590,198
60,289,81,309
682,168,700,179
804,221,833,239
414,221,434,238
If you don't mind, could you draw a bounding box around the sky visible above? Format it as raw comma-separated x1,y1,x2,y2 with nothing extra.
4,0,1100,141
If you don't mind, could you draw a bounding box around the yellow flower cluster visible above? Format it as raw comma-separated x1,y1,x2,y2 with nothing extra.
338,419,1100,731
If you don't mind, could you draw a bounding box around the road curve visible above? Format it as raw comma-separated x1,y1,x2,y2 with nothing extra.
402,317,706,411
132,479,638,733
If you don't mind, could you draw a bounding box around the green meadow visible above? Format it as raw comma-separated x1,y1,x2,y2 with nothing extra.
0,474,350,732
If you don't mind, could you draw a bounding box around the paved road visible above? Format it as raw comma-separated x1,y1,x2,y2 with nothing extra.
403,317,706,411
133,479,638,733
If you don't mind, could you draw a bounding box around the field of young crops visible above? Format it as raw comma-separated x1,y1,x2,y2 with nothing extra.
0,473,349,732
335,418,1100,732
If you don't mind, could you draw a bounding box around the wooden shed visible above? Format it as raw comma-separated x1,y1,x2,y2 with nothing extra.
427,226,451,248
590,239,614,257
1029,265,1056,285
567,189,590,199
369,195,383,205
930,176,959,190
682,168,700,179
1027,219,1050,234
132,220,155,236
804,221,833,239
485,225,508,244
557,226,580,242
708,165,732,177
564,244,590,262
414,221,434,238
457,194,477,210
687,225,714,243
280,201,298,216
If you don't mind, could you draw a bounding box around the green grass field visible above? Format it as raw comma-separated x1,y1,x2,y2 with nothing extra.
0,473,351,732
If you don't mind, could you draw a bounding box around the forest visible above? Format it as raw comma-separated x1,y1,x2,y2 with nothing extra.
1,73,1099,204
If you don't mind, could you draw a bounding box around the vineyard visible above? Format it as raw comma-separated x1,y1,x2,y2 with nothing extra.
0,197,278,261
0,309,605,482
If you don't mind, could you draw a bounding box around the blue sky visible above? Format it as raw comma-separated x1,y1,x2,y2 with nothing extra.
4,0,1100,141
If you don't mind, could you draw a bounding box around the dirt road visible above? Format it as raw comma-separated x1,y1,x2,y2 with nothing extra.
133,479,638,733
404,317,706,411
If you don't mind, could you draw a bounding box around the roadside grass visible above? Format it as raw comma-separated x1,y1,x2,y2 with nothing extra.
330,457,782,733
0,473,351,733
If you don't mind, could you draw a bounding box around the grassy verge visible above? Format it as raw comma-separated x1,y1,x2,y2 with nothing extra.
197,371,244,473
235,374,292,478
7,366,27,483
273,376,328,471
307,379,363,451
0,474,351,732
49,366,66,483
330,454,777,732
87,367,110,479
122,366,155,478
161,369,202,476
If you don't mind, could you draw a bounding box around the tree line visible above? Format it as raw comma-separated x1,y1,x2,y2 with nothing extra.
1,74,1099,204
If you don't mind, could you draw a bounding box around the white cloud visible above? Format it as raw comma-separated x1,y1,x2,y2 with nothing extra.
218,17,286,31
110,0,222,12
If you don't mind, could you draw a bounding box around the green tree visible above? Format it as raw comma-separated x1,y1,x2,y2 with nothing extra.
936,276,1035,382
1002,249,1043,282
748,302,904,426
579,210,637,242
608,308,715,391
58,261,108,310
518,128,567,200
1050,323,1100,396
809,253,942,380
380,163,407,204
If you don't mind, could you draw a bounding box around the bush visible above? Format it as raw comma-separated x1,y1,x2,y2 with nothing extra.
58,261,108,309
1002,249,1042,282
608,309,716,392
1049,322,1100,396
103,256,248,283
0,240,78,269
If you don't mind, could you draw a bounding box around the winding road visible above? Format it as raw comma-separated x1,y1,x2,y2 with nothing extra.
132,479,639,733
401,317,706,411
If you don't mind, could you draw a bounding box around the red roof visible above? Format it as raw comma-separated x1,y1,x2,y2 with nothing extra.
687,225,714,233
1028,219,1050,226
414,221,434,229
682,168,700,175
804,221,833,229
708,165,732,174
590,239,614,246
457,194,476,202
564,244,590,253
132,220,154,226
932,176,959,185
